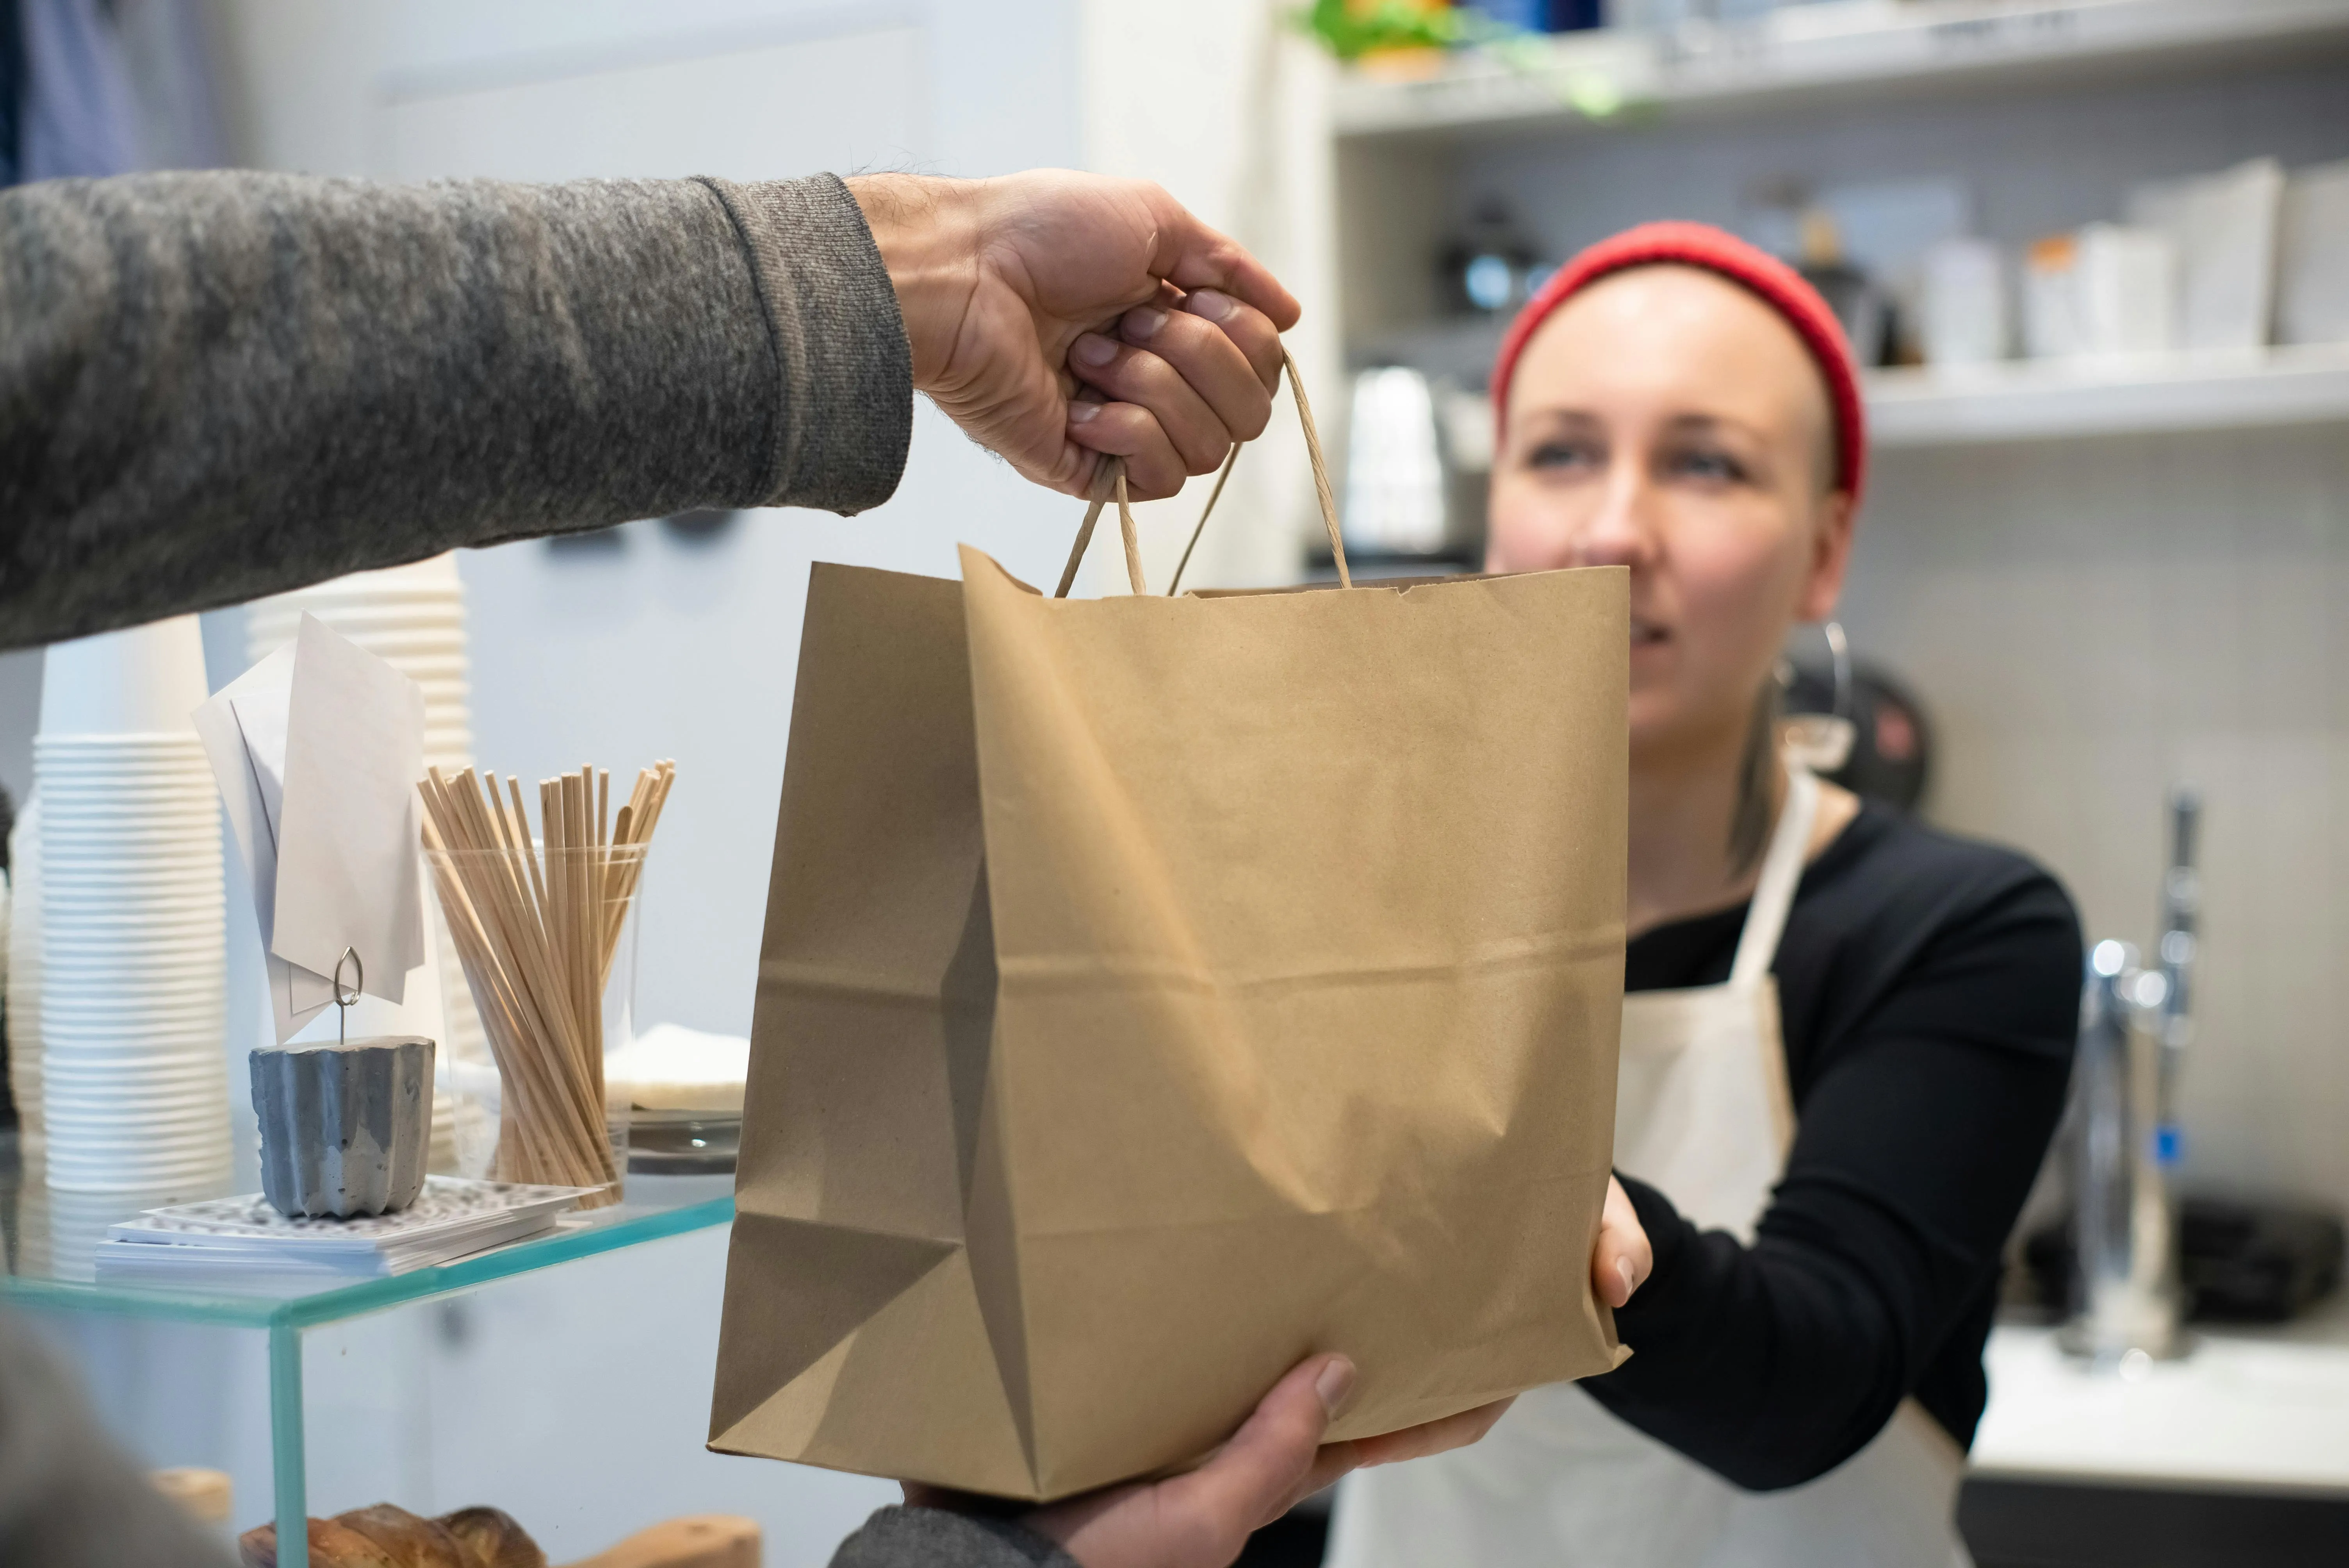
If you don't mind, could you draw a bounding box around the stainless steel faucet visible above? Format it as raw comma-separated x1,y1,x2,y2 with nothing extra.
2060,788,2201,1367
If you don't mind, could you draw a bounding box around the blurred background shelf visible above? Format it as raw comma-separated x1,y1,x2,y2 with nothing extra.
1866,343,2349,444
1332,0,2349,142
1345,335,2349,453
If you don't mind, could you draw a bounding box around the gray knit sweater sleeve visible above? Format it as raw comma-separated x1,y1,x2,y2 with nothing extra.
0,169,912,648
829,1506,1082,1568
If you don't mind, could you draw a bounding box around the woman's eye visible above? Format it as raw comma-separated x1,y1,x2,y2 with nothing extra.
1527,439,1602,472
1668,447,1747,483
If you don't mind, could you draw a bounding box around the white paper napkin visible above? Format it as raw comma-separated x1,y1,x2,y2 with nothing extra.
196,616,427,1042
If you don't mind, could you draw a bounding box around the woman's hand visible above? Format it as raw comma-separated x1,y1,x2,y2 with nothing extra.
1595,1175,1654,1309
906,1353,1513,1568
846,171,1297,504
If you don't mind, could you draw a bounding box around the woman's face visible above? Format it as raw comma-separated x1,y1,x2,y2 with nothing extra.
1486,265,1855,763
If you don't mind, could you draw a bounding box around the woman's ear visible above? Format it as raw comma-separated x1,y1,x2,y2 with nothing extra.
1797,489,1857,622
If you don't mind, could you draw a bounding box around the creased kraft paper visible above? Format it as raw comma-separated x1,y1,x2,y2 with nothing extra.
709,552,1629,1500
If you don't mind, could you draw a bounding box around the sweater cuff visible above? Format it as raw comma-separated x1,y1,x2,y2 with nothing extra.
699,172,913,515
827,1506,1080,1568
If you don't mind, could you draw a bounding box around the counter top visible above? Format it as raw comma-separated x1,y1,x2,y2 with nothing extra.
1973,1305,2349,1494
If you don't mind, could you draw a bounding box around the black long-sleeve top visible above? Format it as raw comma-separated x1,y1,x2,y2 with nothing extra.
1585,800,2082,1490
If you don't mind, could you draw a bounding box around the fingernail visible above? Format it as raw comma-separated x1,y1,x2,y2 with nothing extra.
1617,1257,1638,1299
1187,288,1236,322
1073,333,1119,368
1314,1356,1358,1418
1067,399,1101,424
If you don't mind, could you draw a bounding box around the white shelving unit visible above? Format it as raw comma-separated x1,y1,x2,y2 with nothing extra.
1868,345,2349,445
1333,0,2349,141
1358,331,2349,454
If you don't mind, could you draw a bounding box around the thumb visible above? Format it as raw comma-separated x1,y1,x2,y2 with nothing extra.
1594,1175,1654,1310
1156,1355,1355,1548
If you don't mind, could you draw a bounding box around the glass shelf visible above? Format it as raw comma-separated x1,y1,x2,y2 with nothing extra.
2,1175,734,1329
2,1149,734,1563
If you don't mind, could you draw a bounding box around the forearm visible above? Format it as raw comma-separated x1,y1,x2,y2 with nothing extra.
1591,1174,1913,1489
1590,1034,2073,1490
0,169,910,647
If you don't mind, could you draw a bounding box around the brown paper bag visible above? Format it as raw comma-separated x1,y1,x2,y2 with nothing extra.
709,365,1629,1500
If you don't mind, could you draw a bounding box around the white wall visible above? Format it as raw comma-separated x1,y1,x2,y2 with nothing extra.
1850,423,2349,1209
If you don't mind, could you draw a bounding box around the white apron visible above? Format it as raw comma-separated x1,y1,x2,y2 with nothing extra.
1328,766,1970,1568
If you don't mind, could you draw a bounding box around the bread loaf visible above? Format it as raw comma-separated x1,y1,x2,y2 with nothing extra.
439,1506,550,1568
237,1504,546,1567
337,1504,475,1566
238,1517,401,1567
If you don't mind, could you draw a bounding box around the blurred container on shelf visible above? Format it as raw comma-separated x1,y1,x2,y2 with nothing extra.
1793,207,1896,366
2021,233,2084,359
1919,236,2008,366
2128,157,2285,353
1345,366,1451,556
1460,0,1547,29
2278,157,2349,346
2076,223,2178,356
2022,225,2183,361
1462,0,1603,29
1440,198,1547,317
1748,177,1967,364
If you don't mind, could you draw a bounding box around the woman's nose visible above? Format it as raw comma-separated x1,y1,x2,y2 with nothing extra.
1568,468,1655,570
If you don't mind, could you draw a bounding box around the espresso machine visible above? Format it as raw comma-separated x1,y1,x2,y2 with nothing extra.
2060,788,2199,1367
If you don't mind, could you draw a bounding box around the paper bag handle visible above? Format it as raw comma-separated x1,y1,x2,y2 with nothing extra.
1052,347,1349,598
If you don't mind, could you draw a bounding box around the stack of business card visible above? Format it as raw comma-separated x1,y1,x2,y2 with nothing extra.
93,1176,590,1293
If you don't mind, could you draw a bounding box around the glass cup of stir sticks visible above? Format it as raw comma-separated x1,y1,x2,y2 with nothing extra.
420,763,672,1208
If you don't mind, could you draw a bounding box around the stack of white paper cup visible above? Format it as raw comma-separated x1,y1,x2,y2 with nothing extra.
248,554,484,1172
36,617,232,1196
7,799,45,1170
247,554,475,764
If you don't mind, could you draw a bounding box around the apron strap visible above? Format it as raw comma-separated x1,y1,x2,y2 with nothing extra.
1729,764,1821,987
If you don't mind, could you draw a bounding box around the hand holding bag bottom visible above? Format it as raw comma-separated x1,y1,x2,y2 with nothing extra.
708,376,1630,1500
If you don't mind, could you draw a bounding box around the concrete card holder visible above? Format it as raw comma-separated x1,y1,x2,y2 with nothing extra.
251,1036,435,1218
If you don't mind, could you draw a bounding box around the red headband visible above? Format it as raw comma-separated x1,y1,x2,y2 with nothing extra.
1490,220,1867,506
